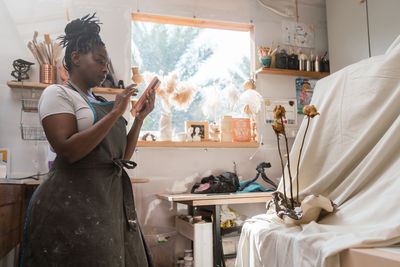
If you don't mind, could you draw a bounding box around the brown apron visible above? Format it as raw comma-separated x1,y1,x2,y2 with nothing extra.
21,83,153,267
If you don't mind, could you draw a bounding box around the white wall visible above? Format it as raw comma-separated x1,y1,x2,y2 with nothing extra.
326,0,400,72
0,0,328,261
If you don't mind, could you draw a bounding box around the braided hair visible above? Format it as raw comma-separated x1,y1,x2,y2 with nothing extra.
58,13,105,74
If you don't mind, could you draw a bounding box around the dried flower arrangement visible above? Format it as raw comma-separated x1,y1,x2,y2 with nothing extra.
143,71,197,112
142,71,198,141
268,104,334,225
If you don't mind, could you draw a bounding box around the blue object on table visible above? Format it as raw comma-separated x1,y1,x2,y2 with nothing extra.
237,180,274,193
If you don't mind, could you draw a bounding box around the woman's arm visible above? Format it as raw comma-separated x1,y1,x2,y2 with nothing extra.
43,86,138,164
123,86,156,160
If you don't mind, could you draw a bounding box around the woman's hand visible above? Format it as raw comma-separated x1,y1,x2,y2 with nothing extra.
112,84,138,116
135,86,156,121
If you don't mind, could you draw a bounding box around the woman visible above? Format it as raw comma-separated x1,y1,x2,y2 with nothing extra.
22,14,156,266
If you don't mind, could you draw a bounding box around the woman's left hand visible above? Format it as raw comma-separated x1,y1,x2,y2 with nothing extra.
135,86,156,121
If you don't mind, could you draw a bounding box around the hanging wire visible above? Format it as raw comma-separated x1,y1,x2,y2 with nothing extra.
192,0,197,19
136,0,140,13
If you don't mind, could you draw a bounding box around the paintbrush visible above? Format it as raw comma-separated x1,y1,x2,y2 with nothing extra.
52,43,62,65
27,41,43,65
44,34,53,65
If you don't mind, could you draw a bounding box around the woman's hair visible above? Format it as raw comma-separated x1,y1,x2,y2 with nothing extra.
58,13,105,73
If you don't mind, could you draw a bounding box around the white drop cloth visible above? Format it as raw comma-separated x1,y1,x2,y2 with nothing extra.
236,35,400,267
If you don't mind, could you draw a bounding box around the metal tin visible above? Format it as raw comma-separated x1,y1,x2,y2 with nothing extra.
40,64,57,84
315,58,320,72
299,59,306,71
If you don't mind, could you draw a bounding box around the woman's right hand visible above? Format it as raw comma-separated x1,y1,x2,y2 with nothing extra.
112,84,138,116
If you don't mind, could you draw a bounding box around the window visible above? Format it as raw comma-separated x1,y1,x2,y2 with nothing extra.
131,14,254,137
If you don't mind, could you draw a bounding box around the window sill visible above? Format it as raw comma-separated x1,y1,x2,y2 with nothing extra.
137,141,259,148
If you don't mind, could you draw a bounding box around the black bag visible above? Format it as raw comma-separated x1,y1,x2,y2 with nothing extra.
191,172,239,194
191,162,277,194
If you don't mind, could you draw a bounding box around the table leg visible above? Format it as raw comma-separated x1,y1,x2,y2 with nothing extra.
212,205,226,267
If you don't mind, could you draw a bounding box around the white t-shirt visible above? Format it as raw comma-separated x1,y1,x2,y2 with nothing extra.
39,84,100,132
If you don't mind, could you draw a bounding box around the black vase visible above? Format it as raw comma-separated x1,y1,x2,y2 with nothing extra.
275,50,288,69
287,54,299,70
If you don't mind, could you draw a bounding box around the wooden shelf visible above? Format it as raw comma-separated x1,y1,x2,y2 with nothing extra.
6,81,124,95
137,140,259,148
256,68,330,79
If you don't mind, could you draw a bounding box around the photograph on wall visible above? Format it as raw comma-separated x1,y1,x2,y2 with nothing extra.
282,21,315,48
265,98,297,125
296,78,317,114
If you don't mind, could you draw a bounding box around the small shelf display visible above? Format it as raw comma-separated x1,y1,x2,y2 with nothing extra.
20,125,46,140
21,99,39,112
18,94,46,141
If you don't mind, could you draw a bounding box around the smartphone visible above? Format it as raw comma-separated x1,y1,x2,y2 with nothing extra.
134,76,160,112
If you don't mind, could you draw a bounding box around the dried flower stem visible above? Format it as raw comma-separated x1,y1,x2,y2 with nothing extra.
296,117,310,203
281,116,294,209
276,135,288,203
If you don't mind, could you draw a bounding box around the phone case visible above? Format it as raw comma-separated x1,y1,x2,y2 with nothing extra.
134,76,159,112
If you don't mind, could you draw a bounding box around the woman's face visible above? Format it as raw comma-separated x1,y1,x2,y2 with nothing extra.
72,45,109,87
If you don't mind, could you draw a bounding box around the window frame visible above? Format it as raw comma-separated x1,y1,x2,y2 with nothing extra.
131,13,258,148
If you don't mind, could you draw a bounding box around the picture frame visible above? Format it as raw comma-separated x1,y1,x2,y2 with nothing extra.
232,118,251,142
185,121,209,141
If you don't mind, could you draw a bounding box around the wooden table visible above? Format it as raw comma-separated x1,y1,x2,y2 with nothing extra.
157,192,272,267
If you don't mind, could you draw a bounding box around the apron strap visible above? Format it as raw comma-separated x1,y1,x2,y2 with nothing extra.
113,159,139,232
66,80,92,103
113,159,137,169
66,80,105,103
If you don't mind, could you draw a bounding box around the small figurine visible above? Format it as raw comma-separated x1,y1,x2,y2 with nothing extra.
209,123,221,142
11,59,34,81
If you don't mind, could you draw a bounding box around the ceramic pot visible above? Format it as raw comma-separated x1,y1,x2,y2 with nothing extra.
131,66,143,84
159,112,172,141
260,56,271,68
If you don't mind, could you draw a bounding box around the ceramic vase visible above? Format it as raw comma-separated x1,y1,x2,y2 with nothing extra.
131,66,143,84
159,112,172,141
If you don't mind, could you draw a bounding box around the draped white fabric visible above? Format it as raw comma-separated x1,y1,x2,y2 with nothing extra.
236,35,400,267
